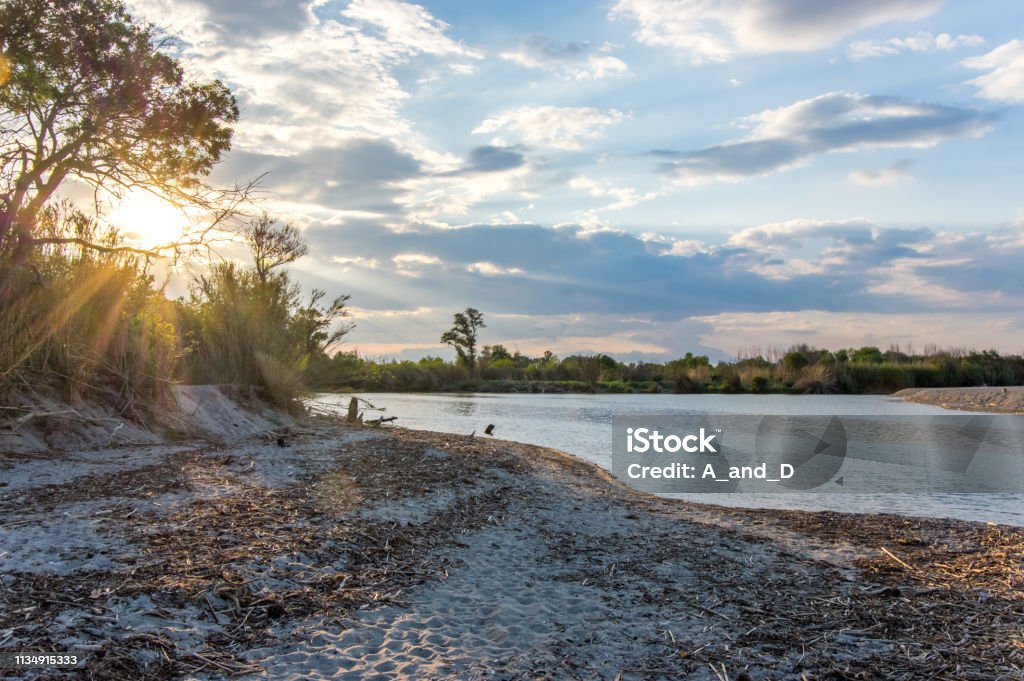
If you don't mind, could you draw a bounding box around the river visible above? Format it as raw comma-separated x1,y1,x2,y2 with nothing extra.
313,392,1024,526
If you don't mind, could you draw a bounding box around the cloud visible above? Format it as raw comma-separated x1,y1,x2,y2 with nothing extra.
130,0,478,159
610,0,940,63
392,252,443,277
131,0,317,39
396,150,537,222
305,215,1024,320
466,261,525,276
660,239,712,256
473,106,628,150
332,256,380,270
215,139,423,214
341,0,482,61
848,159,913,186
962,40,1024,103
847,32,984,60
570,176,658,212
691,310,1024,355
654,92,992,184
500,35,628,79
462,146,528,173
287,214,1024,360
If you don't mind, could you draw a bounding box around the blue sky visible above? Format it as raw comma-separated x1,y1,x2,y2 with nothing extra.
126,0,1024,360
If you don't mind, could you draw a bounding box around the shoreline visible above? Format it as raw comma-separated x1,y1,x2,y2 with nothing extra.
895,386,1024,414
1,395,1022,678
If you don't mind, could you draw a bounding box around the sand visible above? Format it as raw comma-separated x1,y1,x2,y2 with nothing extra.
895,386,1024,414
1,388,1021,680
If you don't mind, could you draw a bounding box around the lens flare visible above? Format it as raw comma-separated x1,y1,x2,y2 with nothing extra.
106,190,187,248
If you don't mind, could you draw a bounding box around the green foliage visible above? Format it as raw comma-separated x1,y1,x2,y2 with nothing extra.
851,346,885,364
182,219,351,407
782,351,810,371
440,308,485,374
306,343,1024,395
0,0,238,261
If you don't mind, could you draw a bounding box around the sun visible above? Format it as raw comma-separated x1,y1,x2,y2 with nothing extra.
106,189,189,248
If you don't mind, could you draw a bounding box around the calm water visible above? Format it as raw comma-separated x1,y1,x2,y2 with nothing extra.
314,392,1024,526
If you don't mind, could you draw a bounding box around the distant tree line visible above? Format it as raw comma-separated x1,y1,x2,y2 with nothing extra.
307,322,1024,394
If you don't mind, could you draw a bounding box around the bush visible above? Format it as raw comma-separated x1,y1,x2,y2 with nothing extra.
750,375,770,393
795,365,837,394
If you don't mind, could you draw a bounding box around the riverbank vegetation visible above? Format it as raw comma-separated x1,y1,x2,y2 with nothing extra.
0,0,347,413
306,344,1024,395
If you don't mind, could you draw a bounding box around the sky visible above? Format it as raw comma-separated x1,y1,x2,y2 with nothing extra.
123,0,1024,361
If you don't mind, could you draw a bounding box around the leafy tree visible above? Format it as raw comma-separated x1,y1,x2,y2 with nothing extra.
782,351,809,371
290,289,353,360
184,217,351,404
0,0,240,267
440,307,485,374
852,346,884,364
245,212,308,284
481,344,511,361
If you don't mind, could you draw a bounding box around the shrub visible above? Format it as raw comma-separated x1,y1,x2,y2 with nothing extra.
795,365,837,394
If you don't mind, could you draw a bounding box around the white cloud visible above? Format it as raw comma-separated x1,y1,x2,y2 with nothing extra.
661,239,712,256
466,261,525,276
332,255,380,268
342,0,482,61
393,253,442,266
728,218,877,250
500,35,628,80
570,176,657,211
849,159,913,186
392,252,442,276
610,0,940,63
847,32,984,60
474,106,627,151
962,39,1024,103
129,0,476,162
657,92,991,185
348,305,434,318
396,160,535,222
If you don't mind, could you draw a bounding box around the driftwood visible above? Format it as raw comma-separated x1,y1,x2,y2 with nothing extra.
365,416,398,427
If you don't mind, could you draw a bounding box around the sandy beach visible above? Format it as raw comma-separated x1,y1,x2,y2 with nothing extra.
896,387,1024,415
1,391,1022,680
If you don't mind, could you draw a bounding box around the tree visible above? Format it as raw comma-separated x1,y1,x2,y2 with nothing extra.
184,216,352,403
245,212,308,284
440,307,485,374
481,344,511,362
0,0,240,266
852,346,884,364
782,351,809,371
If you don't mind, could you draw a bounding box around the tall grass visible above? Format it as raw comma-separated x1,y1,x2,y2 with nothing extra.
0,211,179,417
